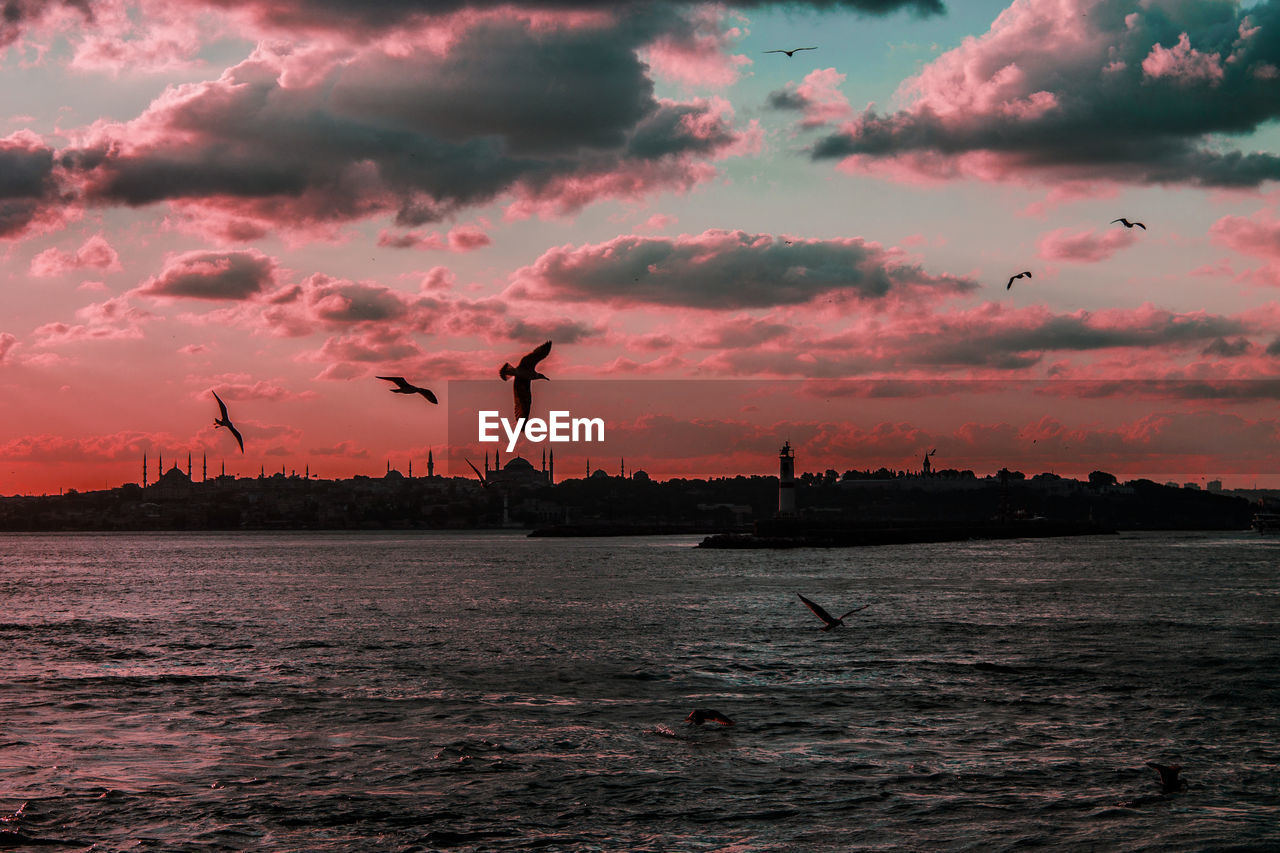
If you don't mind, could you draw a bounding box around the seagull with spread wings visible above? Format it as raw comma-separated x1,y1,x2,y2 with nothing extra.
376,376,438,404
499,340,553,421
1007,270,1032,290
764,47,817,57
1111,218,1146,230
211,391,244,454
797,592,871,631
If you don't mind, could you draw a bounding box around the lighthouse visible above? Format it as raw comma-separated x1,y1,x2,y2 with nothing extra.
778,441,796,515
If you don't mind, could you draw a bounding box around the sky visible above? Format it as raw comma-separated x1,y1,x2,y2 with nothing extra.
1,0,1278,494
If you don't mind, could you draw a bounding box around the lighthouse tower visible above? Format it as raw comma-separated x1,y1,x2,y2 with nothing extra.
778,441,796,515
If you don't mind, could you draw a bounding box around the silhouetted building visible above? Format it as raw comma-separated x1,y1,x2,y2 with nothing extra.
779,441,795,515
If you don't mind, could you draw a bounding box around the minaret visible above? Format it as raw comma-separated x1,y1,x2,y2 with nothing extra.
386,460,390,474
305,464,309,479
778,441,796,515
427,449,434,478
408,459,413,478
202,454,207,482
221,460,225,478
620,458,624,478
159,451,163,473
187,453,191,479
484,451,489,475
541,448,546,474
143,452,148,487
586,458,590,479
548,448,554,486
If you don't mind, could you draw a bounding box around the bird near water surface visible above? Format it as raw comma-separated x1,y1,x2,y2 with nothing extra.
1147,762,1187,794
499,340,553,421
686,709,734,726
211,391,244,453
376,376,438,404
797,593,871,631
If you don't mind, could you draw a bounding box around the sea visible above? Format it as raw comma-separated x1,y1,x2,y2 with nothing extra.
1,531,1277,852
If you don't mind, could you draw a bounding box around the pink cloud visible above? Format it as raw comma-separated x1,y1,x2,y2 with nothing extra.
377,224,489,251
33,295,152,344
1141,33,1224,85
636,213,677,232
1210,208,1280,262
1037,226,1138,263
641,7,750,89
29,234,122,277
1209,208,1280,285
201,374,316,402
768,67,853,129
0,332,17,365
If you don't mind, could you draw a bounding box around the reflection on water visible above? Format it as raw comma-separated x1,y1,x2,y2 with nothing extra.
1,530,1278,851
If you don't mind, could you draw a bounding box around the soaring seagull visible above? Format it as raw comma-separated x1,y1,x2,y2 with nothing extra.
464,458,489,488
1007,270,1032,290
1111,218,1146,230
499,340,553,421
764,47,817,57
686,709,735,726
212,391,244,453
1147,762,1187,794
376,376,438,404
797,593,871,631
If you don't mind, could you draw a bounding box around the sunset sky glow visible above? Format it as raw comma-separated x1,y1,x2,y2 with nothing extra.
2,0,1278,493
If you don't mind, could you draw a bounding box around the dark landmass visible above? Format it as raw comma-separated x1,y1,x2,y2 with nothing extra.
0,461,1270,534
699,519,1114,549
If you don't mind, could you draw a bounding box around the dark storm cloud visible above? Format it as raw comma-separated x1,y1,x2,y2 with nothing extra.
64,15,746,229
1202,336,1253,357
811,0,1280,187
766,88,811,111
0,134,60,236
910,310,1247,369
511,230,975,309
136,250,278,300
0,0,91,46
195,0,944,33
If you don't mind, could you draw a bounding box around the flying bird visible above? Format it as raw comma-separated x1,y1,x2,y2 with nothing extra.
686,709,734,726
376,376,438,404
499,340,553,421
797,593,871,632
1111,218,1146,230
1147,762,1187,794
764,47,817,57
464,458,489,488
212,391,244,454
1007,271,1032,290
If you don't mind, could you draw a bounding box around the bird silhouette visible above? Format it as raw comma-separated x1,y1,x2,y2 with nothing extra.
464,458,489,488
1111,218,1146,230
376,376,438,404
686,709,734,726
797,593,871,631
211,391,244,453
1147,762,1187,794
1007,270,1032,290
764,47,817,57
499,340,553,421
